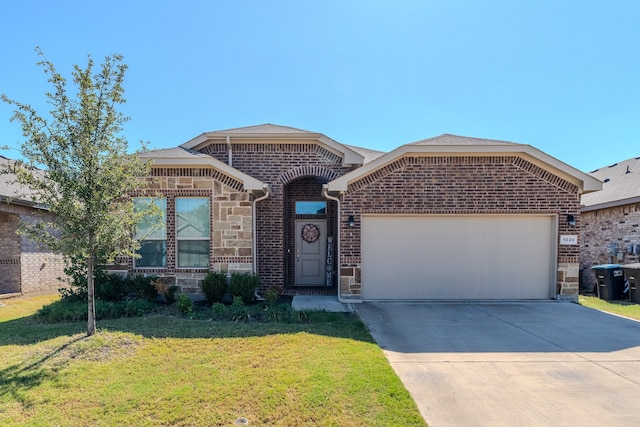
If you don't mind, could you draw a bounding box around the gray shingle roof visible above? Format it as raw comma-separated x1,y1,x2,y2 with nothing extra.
206,123,316,135
581,156,640,210
409,133,521,146
139,147,214,160
0,156,42,206
343,145,386,164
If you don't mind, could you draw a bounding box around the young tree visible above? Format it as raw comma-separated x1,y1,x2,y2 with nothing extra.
1,48,156,336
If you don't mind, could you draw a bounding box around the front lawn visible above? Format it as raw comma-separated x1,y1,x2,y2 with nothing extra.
0,294,426,426
579,295,640,321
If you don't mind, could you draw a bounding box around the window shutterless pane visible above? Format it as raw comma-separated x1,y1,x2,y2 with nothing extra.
134,198,166,239
177,240,209,268
295,201,326,215
136,240,167,268
176,198,210,238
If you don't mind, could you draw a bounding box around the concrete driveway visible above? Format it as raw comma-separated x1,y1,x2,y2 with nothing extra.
356,302,640,427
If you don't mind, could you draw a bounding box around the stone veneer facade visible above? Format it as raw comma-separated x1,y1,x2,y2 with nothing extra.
581,202,640,290
122,168,254,292
338,155,582,300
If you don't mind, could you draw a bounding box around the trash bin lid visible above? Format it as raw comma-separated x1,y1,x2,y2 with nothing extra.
592,264,623,270
622,263,640,269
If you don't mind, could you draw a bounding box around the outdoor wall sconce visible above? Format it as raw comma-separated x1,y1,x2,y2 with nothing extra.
348,215,355,227
567,214,576,227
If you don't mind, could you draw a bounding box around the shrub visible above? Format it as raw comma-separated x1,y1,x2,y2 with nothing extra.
129,275,159,301
229,296,250,321
211,302,228,319
176,294,193,315
263,285,281,307
96,273,130,302
200,271,228,303
152,280,179,304
36,298,157,322
229,272,259,304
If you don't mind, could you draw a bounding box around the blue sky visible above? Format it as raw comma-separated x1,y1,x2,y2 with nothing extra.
1,0,638,172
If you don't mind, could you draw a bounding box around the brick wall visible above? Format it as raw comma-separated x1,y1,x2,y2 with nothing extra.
339,155,582,298
0,206,67,295
0,212,21,294
198,141,354,290
581,202,640,290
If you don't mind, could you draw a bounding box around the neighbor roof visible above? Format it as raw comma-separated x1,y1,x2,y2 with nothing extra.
327,134,602,194
0,156,45,208
581,156,640,211
141,147,267,192
180,123,365,166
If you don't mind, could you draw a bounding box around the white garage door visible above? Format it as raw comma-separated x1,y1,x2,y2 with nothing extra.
361,215,556,300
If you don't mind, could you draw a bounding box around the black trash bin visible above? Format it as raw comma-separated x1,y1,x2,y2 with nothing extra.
592,264,626,300
622,263,640,304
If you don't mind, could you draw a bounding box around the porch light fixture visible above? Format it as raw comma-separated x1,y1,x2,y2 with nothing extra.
567,214,576,227
348,215,355,227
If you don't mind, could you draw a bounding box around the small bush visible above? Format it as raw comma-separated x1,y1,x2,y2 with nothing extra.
176,294,193,315
263,285,281,307
200,271,228,303
211,302,228,319
96,273,130,302
229,272,259,304
229,297,250,321
129,275,159,301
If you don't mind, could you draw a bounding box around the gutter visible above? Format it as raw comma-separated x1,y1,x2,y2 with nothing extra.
322,185,356,304
226,136,233,167
252,184,271,277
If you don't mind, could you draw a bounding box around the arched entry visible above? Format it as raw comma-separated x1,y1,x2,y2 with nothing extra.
283,177,337,291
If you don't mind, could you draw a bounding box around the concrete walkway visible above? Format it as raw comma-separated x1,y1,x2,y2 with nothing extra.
356,302,640,427
291,295,354,312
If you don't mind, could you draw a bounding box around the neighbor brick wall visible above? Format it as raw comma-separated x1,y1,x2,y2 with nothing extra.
0,205,66,295
339,155,582,298
581,202,640,290
0,212,22,294
198,141,354,290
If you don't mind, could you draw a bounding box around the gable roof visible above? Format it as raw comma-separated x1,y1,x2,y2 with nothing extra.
327,134,602,194
581,156,640,211
140,147,267,192
180,123,365,166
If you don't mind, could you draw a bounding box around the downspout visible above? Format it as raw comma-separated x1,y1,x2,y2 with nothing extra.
323,185,350,303
226,136,232,167
252,184,271,279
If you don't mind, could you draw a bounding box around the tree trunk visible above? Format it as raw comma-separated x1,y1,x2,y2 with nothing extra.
87,255,96,336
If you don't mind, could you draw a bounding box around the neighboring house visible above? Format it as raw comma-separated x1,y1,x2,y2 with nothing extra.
581,156,640,290
125,124,601,302
0,156,66,296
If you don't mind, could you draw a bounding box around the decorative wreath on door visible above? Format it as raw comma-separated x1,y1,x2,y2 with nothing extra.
301,223,320,243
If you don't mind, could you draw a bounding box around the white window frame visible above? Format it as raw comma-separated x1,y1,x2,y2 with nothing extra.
175,197,211,269
134,197,167,269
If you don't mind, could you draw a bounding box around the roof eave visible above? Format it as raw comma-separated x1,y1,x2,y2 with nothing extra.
149,157,266,192
581,195,640,212
181,132,364,167
327,144,603,194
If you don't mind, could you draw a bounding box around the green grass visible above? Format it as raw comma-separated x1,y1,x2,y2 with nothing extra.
0,295,426,426
579,295,640,321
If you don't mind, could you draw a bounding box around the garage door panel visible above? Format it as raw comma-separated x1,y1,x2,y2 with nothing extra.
362,215,555,300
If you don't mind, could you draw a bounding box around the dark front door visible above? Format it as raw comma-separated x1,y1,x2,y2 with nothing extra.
295,220,327,286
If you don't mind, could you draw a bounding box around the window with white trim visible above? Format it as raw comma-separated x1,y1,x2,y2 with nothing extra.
134,197,167,268
176,197,210,268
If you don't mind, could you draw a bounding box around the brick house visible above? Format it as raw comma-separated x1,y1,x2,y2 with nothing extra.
0,157,66,297
581,157,640,291
131,124,601,301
